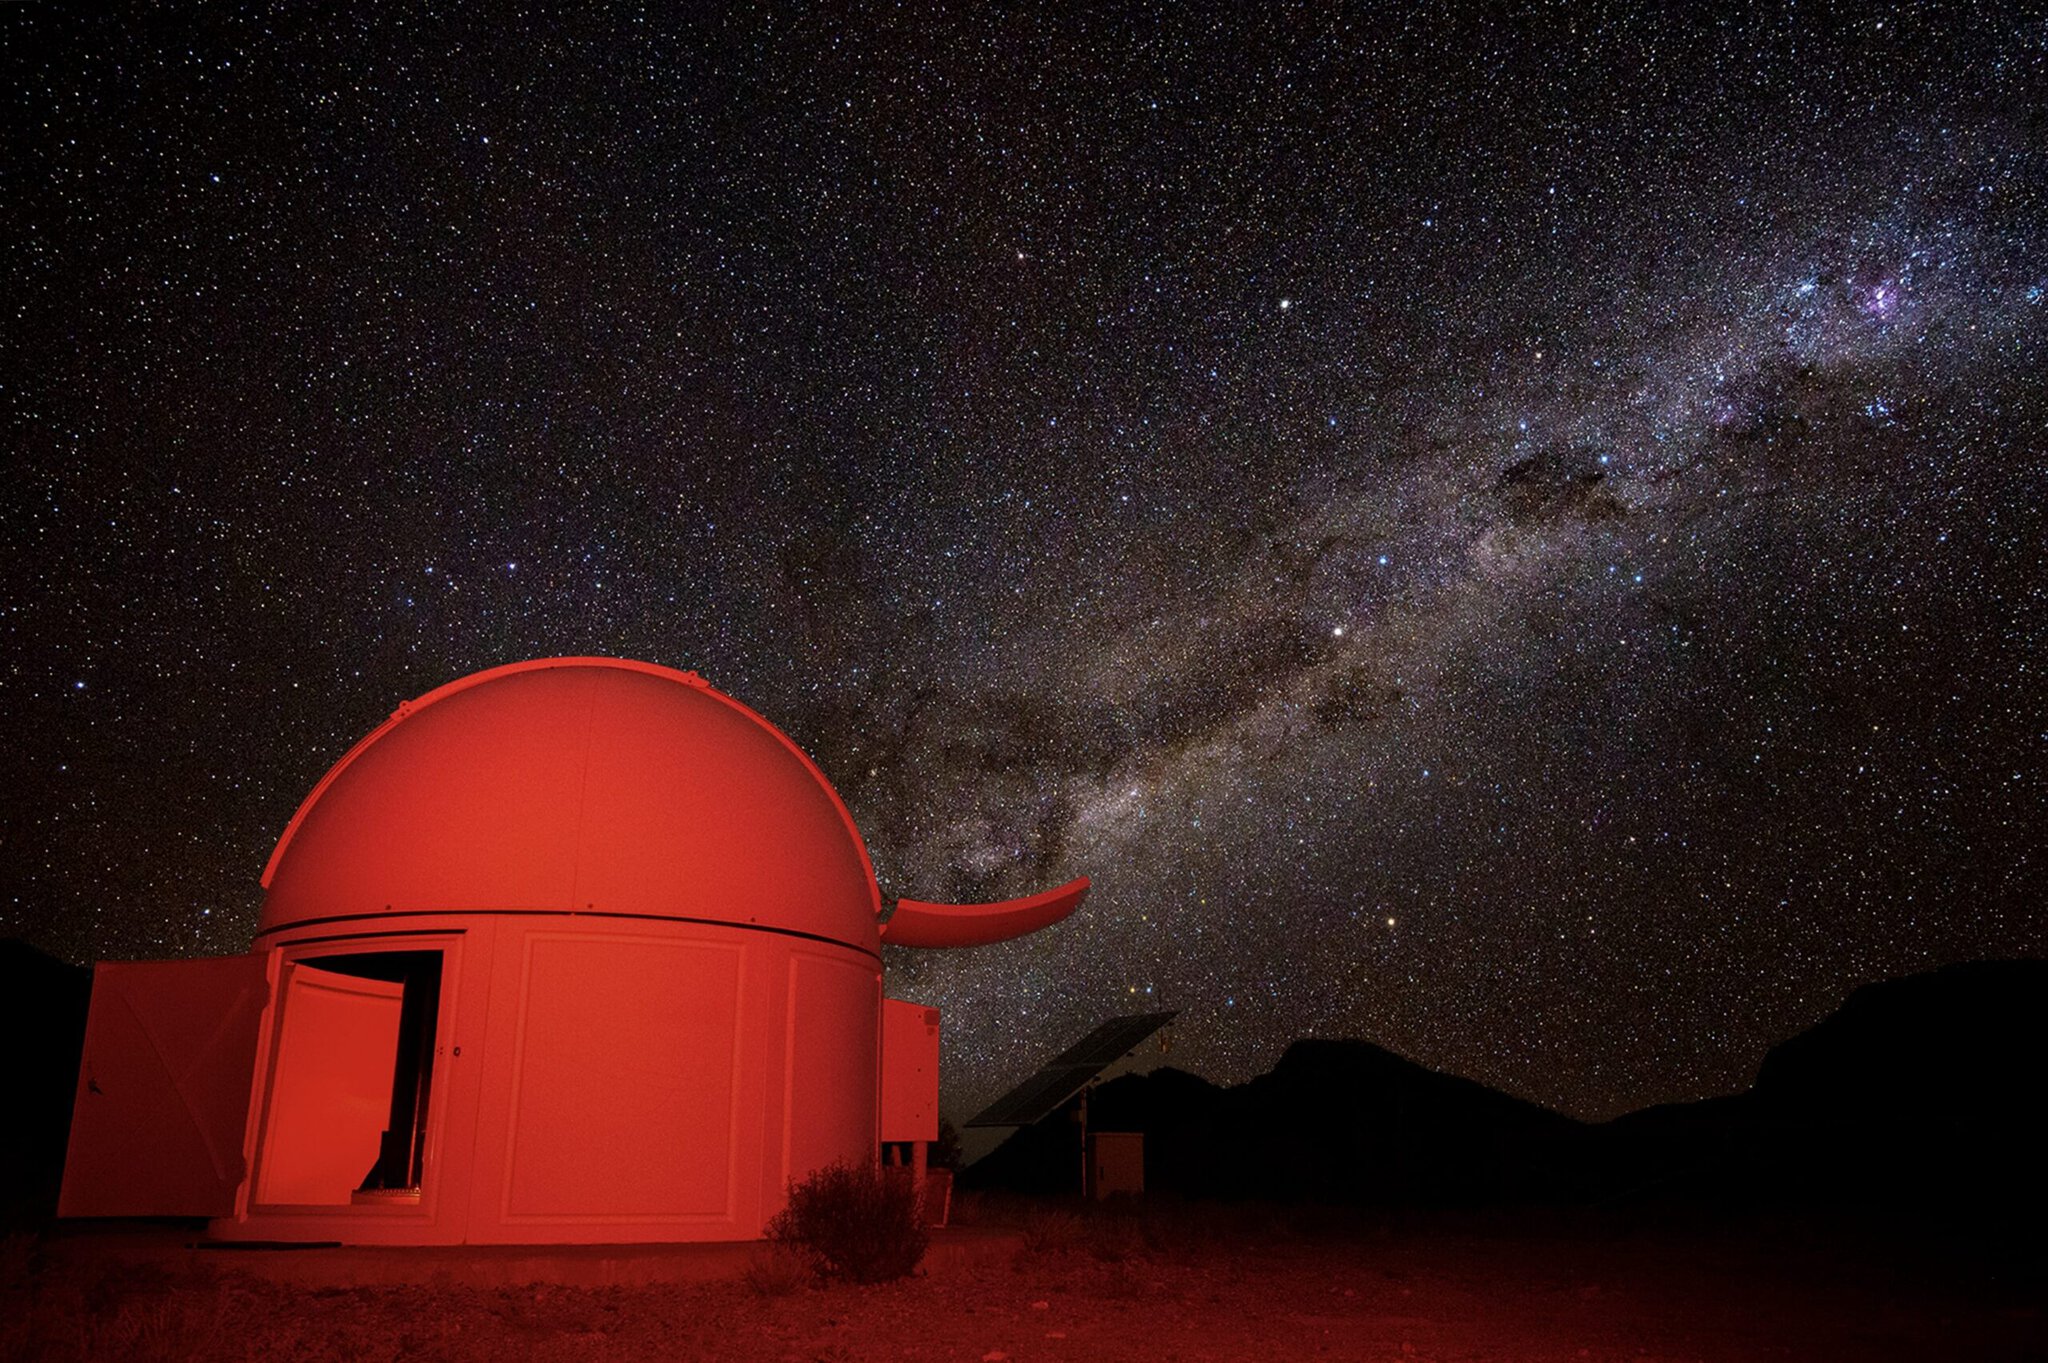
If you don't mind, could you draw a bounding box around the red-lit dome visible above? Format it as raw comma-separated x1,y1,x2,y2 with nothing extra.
259,658,881,949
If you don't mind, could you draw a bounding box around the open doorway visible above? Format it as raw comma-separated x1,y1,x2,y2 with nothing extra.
254,950,443,1207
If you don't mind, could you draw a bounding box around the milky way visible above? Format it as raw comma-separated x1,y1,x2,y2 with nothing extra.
6,5,2045,1119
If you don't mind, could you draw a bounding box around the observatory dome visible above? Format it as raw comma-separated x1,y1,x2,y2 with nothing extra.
258,658,881,949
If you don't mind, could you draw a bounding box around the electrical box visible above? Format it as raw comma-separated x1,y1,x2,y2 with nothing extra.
879,998,940,1143
1086,1130,1145,1199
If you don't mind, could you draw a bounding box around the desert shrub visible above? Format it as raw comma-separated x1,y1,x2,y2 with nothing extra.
766,1160,928,1284
1018,1206,1084,1255
742,1242,814,1296
18,1285,235,1363
930,1118,964,1171
1087,1214,1147,1263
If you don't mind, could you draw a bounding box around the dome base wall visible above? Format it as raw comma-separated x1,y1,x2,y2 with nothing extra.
210,913,880,1247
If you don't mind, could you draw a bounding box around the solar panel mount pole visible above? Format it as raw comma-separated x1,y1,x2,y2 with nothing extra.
1076,1083,1088,1198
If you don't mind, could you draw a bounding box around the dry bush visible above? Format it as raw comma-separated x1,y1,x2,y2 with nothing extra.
104,1292,233,1363
1087,1214,1148,1263
0,1248,247,1363
9,1284,234,1363
766,1160,928,1284
1018,1206,1084,1255
741,1242,814,1296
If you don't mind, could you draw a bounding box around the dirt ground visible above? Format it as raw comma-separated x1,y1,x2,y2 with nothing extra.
4,1200,2040,1363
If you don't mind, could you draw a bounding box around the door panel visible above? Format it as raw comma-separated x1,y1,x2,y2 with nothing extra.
253,964,405,1205
497,933,741,1222
60,954,270,1218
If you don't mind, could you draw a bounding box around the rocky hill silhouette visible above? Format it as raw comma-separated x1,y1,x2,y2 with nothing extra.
965,1039,1583,1203
967,959,2048,1213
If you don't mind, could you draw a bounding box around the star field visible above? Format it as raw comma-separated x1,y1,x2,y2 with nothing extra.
5,4,2045,1120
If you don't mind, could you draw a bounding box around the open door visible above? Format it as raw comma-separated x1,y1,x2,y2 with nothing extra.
59,954,271,1218
252,962,406,1206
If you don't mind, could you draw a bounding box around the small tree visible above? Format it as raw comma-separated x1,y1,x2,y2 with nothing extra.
766,1159,929,1283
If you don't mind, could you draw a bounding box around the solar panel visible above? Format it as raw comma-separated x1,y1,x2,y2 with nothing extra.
1047,1011,1179,1068
966,1010,1178,1128
966,1066,1097,1129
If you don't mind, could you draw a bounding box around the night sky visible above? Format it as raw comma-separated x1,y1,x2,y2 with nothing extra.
7,5,2045,1122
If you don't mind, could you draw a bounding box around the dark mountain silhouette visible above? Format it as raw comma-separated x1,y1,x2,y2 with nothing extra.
966,1038,1584,1204
0,940,92,1227
1750,959,2046,1119
1582,959,2048,1212
1738,959,2045,1209
968,960,2048,1214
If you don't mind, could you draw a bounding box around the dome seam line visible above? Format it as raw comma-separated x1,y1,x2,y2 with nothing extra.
566,671,598,911
251,908,882,961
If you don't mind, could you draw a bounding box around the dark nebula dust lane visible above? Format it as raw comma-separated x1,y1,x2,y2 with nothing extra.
5,5,2045,1120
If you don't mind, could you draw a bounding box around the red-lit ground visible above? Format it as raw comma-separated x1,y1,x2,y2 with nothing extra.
6,1201,2038,1362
